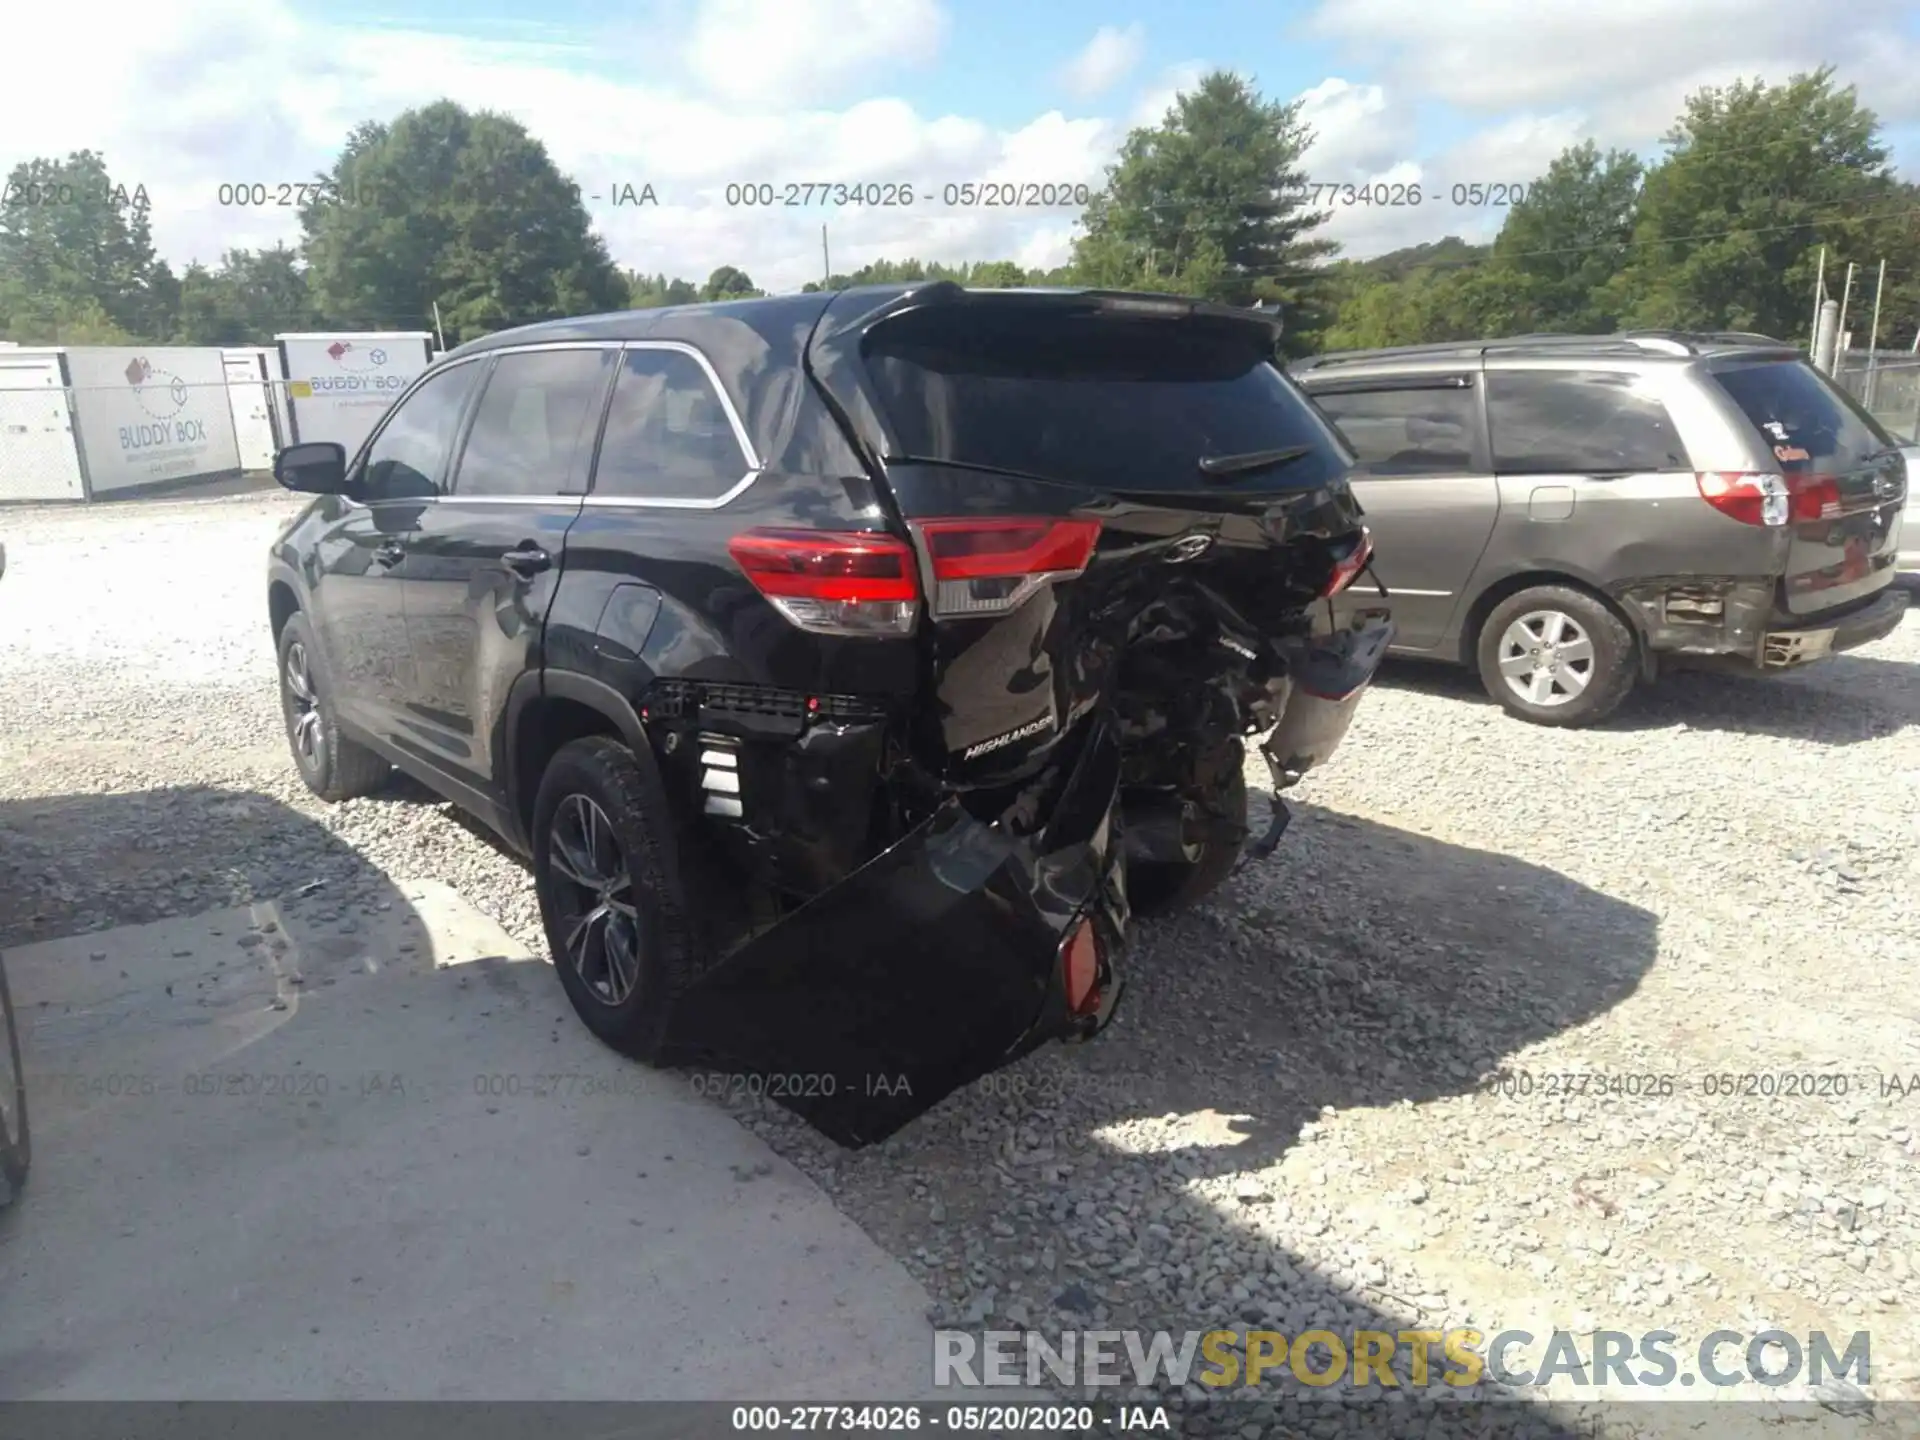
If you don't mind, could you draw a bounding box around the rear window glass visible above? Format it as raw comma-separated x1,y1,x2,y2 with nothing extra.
1487,370,1692,474
861,306,1351,492
1309,383,1478,472
1711,359,1894,471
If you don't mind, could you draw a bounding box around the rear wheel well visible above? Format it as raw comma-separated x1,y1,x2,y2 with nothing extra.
513,697,626,834
1460,572,1642,672
268,581,300,644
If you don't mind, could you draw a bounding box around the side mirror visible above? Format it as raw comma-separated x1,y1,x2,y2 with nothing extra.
273,442,349,494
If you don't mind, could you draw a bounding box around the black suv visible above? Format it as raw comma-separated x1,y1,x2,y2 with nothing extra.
266,284,1389,1144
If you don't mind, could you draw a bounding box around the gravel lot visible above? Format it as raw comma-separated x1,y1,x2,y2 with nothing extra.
3,490,1917,1435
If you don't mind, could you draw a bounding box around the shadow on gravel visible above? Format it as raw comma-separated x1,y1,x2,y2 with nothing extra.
0,785,415,953
862,802,1659,1432
1374,649,1918,744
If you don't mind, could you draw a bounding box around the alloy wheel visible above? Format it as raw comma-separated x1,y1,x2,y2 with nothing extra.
283,641,324,768
1495,610,1595,708
547,794,642,1006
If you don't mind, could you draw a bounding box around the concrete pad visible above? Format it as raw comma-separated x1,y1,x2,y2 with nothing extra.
0,883,943,1400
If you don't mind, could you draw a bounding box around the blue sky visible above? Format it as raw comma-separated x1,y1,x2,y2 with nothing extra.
5,0,1918,295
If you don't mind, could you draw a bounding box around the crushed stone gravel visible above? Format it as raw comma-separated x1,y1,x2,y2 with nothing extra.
2,492,1915,1437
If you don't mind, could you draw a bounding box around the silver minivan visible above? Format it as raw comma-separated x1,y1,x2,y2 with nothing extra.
1292,332,1910,725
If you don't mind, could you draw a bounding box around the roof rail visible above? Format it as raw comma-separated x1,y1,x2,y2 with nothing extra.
1293,329,1803,373
1293,333,1682,371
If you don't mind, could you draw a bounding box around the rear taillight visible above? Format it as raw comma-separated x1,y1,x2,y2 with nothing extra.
1785,472,1843,523
1319,527,1373,599
726,528,920,637
1060,917,1102,1017
909,517,1102,619
1696,472,1789,526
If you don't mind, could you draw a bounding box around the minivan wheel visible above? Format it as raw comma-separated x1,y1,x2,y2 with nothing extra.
1475,586,1637,727
532,736,700,1063
1126,761,1248,917
277,612,392,801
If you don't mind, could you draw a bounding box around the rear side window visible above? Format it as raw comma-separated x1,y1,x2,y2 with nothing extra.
591,348,752,501
1308,383,1478,473
452,349,616,497
1710,359,1894,471
1488,370,1692,474
862,306,1351,492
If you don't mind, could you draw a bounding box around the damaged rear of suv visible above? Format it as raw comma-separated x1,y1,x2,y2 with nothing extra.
266,283,1387,1145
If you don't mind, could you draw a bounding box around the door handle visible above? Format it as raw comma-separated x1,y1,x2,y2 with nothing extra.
374,541,406,567
502,544,551,576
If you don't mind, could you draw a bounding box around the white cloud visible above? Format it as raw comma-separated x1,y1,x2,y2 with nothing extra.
1303,0,1920,136
1295,78,1420,179
683,0,949,109
1060,24,1147,101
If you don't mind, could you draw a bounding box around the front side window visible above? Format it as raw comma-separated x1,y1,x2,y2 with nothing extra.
1309,382,1479,473
452,349,616,497
360,361,482,501
591,348,751,501
1487,370,1692,475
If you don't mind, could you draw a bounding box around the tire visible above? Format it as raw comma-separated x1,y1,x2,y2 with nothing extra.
277,612,391,802
531,735,703,1063
1474,585,1637,727
1126,760,1248,917
0,956,29,1205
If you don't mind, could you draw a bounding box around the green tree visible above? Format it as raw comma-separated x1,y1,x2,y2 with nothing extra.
300,101,627,344
1489,141,1644,333
626,271,701,307
701,265,763,300
0,150,175,342
1069,70,1336,345
1609,68,1911,339
173,244,314,344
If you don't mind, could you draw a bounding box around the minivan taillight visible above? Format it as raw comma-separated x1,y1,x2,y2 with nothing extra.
1319,528,1374,598
1696,471,1789,527
1785,471,1843,523
727,528,920,637
909,517,1102,619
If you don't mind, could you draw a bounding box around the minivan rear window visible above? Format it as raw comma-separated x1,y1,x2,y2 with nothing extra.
861,305,1352,493
1710,359,1894,472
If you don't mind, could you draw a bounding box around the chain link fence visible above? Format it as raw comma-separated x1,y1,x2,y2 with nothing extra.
1832,351,1920,443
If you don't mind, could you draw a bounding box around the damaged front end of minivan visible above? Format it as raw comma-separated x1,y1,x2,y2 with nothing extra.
643,285,1391,1146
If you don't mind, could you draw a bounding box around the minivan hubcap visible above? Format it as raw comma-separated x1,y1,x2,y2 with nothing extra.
283,641,324,767
1497,610,1595,707
548,794,641,1005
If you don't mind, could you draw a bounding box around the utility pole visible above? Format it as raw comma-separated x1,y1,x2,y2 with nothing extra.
1865,259,1887,408
1836,262,1857,375
821,225,830,289
1810,246,1826,350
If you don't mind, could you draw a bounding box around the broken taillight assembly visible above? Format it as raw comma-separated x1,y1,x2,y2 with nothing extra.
726,528,920,637
910,517,1103,619
1695,472,1790,526
1318,527,1374,598
729,518,1103,635
1059,916,1103,1017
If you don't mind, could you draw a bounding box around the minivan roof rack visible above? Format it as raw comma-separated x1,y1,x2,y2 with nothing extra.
1291,330,1799,373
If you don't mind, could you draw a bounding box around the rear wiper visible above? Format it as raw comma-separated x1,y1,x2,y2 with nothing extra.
1197,445,1315,479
